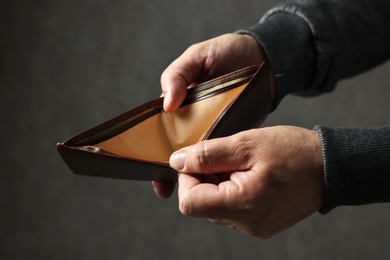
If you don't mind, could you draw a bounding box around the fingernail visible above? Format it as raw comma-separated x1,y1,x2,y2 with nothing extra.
170,151,186,171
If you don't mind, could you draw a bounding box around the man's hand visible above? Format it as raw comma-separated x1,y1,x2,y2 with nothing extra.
160,33,271,112
169,126,324,239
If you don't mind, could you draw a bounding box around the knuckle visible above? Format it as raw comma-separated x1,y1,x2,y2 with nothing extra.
191,142,210,172
187,42,211,63
186,43,201,54
178,194,194,216
160,68,174,87
243,226,273,240
178,199,190,216
231,133,252,165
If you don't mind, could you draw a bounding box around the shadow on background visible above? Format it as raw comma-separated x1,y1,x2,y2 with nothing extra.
1,0,389,259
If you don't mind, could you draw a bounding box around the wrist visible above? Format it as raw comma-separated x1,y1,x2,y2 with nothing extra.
236,33,277,106
310,129,325,211
237,11,316,110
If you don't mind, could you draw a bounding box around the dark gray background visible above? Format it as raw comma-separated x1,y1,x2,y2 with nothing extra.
1,0,390,259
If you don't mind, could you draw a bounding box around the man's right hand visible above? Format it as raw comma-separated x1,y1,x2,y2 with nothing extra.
160,33,273,112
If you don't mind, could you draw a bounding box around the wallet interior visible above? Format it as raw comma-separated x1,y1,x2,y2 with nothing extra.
95,83,248,163
66,71,254,165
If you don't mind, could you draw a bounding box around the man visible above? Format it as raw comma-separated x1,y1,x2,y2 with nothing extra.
152,0,390,238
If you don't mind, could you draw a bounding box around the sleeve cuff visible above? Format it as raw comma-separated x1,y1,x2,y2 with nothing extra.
237,11,317,109
315,125,390,214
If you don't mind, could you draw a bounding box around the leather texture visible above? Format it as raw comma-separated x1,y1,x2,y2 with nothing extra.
57,63,272,182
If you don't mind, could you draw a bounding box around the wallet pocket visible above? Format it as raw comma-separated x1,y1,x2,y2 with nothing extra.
57,63,272,182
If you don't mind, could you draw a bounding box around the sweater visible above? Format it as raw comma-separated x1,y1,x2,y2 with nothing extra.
238,0,390,213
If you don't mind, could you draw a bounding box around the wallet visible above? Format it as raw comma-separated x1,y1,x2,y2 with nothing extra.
57,63,272,182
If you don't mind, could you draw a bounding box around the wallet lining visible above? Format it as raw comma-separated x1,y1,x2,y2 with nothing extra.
74,74,254,147
73,106,163,146
94,82,249,163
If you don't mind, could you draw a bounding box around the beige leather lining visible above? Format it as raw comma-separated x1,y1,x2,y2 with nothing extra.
95,83,247,163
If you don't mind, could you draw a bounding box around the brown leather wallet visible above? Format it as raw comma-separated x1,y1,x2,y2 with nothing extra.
57,63,272,182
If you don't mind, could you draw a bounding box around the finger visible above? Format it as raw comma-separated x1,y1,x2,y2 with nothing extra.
160,44,208,112
208,218,232,227
178,172,240,218
208,218,238,231
151,181,176,199
160,69,188,112
169,134,250,174
209,218,264,239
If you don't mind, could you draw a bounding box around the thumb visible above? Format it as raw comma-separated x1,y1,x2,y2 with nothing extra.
172,135,251,219
169,136,249,174
161,53,203,112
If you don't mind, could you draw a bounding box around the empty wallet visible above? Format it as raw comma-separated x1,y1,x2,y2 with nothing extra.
57,63,272,182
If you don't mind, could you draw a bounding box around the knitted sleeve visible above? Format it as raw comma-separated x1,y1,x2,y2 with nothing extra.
237,0,390,213
238,0,390,107
315,126,390,213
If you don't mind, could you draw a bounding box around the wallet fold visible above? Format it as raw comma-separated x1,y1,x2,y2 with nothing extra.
57,63,272,182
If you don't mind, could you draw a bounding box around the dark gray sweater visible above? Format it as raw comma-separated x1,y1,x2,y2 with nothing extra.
239,0,390,213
